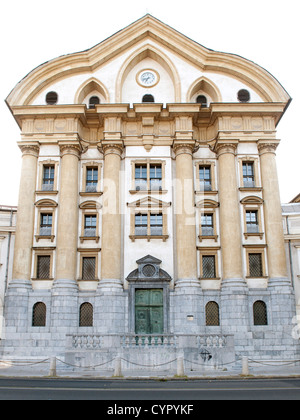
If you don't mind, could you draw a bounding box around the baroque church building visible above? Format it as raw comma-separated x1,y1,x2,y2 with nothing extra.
2,15,299,370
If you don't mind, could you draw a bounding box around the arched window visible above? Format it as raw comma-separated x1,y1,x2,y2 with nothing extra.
79,302,93,327
253,300,268,325
32,302,46,327
196,95,207,107
88,96,100,109
142,94,155,103
205,301,220,326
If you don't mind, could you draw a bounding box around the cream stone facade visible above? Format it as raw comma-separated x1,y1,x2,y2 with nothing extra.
2,15,299,370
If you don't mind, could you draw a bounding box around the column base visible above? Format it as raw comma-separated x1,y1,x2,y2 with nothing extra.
221,277,248,292
175,278,201,291
268,277,293,290
51,279,79,294
97,279,123,293
6,278,32,293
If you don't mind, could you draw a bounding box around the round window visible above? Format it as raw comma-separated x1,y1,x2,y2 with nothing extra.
45,91,58,105
142,264,156,277
237,89,250,103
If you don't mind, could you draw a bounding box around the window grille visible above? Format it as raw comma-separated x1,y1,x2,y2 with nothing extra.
205,301,220,326
253,300,268,325
79,303,93,327
249,253,263,277
32,302,46,327
142,264,156,277
37,255,50,279
82,257,96,280
202,255,216,278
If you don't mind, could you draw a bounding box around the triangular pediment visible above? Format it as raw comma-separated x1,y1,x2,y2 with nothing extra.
127,196,171,208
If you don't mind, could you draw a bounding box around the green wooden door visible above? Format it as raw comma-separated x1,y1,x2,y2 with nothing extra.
135,289,163,334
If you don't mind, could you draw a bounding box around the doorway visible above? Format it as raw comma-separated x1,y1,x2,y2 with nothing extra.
135,289,163,334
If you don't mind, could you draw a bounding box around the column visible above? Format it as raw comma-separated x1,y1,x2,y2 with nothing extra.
258,141,288,282
174,142,198,286
51,143,81,333
12,143,39,283
55,143,81,282
99,142,123,289
6,143,39,336
216,142,245,287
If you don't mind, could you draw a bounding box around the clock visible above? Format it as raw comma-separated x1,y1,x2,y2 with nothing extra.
137,69,159,87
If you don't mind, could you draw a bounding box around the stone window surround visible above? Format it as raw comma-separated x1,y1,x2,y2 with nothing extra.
240,196,264,240
244,245,267,279
194,160,217,194
197,247,221,280
31,247,54,281
79,201,101,244
36,159,59,194
77,248,100,282
129,159,167,194
238,156,262,191
80,161,103,197
34,199,58,243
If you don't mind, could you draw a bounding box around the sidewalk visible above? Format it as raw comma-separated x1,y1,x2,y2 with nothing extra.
1,357,300,379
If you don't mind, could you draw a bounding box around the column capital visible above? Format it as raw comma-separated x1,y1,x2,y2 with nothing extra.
59,142,82,159
173,141,196,157
214,140,238,157
18,142,40,158
99,142,124,158
257,140,279,155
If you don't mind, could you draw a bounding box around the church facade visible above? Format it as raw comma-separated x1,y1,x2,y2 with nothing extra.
3,15,299,371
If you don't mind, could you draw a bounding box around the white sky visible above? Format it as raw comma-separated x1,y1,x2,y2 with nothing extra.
1,0,299,205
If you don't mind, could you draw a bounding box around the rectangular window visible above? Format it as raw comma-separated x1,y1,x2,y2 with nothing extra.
149,164,162,191
37,255,50,279
82,257,96,280
42,165,54,191
150,213,163,236
135,165,147,191
246,210,259,233
84,215,97,237
135,213,148,236
202,255,216,278
86,167,98,192
243,162,255,188
249,253,263,277
199,166,212,191
40,213,52,236
201,213,214,236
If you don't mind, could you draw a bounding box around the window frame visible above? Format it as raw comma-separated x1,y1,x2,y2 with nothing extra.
37,160,59,194
195,161,217,194
80,162,102,197
238,157,261,191
245,246,267,279
130,160,167,194
78,251,99,281
198,248,220,280
33,250,54,281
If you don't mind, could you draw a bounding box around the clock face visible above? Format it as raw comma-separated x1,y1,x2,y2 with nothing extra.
137,70,159,87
